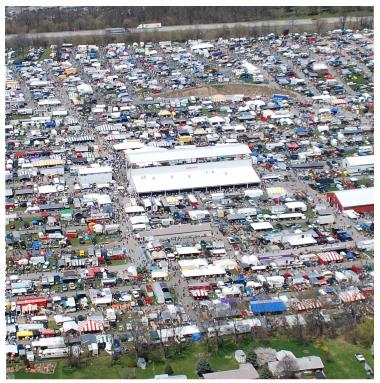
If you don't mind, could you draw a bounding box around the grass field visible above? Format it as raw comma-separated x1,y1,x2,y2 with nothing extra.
13,336,373,379
39,47,52,61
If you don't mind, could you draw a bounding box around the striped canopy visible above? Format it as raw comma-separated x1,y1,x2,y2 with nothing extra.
78,320,104,333
317,251,343,263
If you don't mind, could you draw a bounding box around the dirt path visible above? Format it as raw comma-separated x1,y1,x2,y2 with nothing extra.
155,83,300,99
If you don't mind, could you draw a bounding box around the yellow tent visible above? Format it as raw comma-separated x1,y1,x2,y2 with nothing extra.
17,330,33,338
158,110,171,116
212,94,226,102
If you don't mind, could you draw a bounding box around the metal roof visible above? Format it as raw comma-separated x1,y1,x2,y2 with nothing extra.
126,143,251,166
333,187,374,208
130,159,260,194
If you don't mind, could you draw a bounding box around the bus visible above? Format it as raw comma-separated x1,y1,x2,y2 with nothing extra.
272,94,289,101
105,27,126,34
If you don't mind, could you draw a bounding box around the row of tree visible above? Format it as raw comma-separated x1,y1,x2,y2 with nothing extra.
6,6,373,35
6,14,374,52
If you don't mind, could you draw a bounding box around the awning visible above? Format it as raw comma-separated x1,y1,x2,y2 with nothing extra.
190,289,208,298
17,330,33,338
294,299,322,311
340,292,366,303
331,98,347,105
317,251,343,263
21,304,39,313
41,328,56,336
78,320,104,333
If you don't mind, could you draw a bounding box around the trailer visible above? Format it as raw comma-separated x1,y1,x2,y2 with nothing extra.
137,23,162,29
40,347,69,359
317,214,335,225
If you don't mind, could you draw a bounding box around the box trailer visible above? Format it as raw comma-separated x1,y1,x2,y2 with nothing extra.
40,347,69,359
137,23,162,29
317,215,335,225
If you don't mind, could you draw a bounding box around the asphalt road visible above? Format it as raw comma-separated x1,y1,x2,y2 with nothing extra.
5,16,372,41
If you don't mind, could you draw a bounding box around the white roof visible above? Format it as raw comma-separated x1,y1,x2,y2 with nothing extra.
125,205,145,214
176,246,200,255
250,222,273,231
190,42,214,50
241,254,259,265
130,160,260,193
287,235,317,246
181,265,226,278
152,270,168,279
242,60,260,74
285,201,307,210
126,144,250,166
38,185,57,194
344,155,374,167
114,141,146,150
130,215,149,225
213,258,238,270
333,187,374,208
79,166,112,175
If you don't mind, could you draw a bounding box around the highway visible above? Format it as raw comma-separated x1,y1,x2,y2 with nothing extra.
5,16,372,41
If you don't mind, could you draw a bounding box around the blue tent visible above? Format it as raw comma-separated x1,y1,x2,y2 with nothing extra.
192,333,201,342
31,240,41,250
250,300,286,314
296,127,307,135
234,275,246,284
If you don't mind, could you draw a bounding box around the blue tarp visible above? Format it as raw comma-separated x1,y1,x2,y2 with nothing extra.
296,127,307,134
31,241,41,250
192,333,202,341
234,275,246,284
250,300,286,314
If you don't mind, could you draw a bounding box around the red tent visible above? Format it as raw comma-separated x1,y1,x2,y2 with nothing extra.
41,329,56,337
78,320,104,333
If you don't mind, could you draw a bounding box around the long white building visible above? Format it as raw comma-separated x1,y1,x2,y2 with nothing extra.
126,143,251,168
342,155,374,174
129,159,260,195
78,166,113,185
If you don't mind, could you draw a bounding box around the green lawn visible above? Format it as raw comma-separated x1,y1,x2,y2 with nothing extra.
6,114,30,120
305,208,316,219
13,336,373,379
39,47,52,61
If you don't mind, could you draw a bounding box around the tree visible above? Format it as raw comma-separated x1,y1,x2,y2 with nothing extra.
313,18,326,35
196,358,213,376
258,365,272,379
129,315,152,361
353,318,374,347
340,8,349,30
275,355,298,379
246,349,258,367
164,364,174,376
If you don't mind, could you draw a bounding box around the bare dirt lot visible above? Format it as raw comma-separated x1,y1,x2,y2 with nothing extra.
156,83,300,99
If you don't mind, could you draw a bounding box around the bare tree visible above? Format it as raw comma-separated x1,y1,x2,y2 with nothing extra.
129,315,152,361
340,9,349,31
275,355,298,379
313,18,326,35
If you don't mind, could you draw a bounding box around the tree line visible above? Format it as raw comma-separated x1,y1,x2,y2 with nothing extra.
6,6,373,35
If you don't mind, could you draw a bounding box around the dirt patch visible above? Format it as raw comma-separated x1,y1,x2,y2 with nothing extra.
155,83,299,99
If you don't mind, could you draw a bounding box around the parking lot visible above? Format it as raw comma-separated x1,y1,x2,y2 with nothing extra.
5,27,374,368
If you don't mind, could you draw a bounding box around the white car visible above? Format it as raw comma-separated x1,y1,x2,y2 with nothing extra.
119,294,132,302
355,353,366,362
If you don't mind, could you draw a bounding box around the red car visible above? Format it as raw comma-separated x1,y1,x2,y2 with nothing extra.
351,265,363,274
